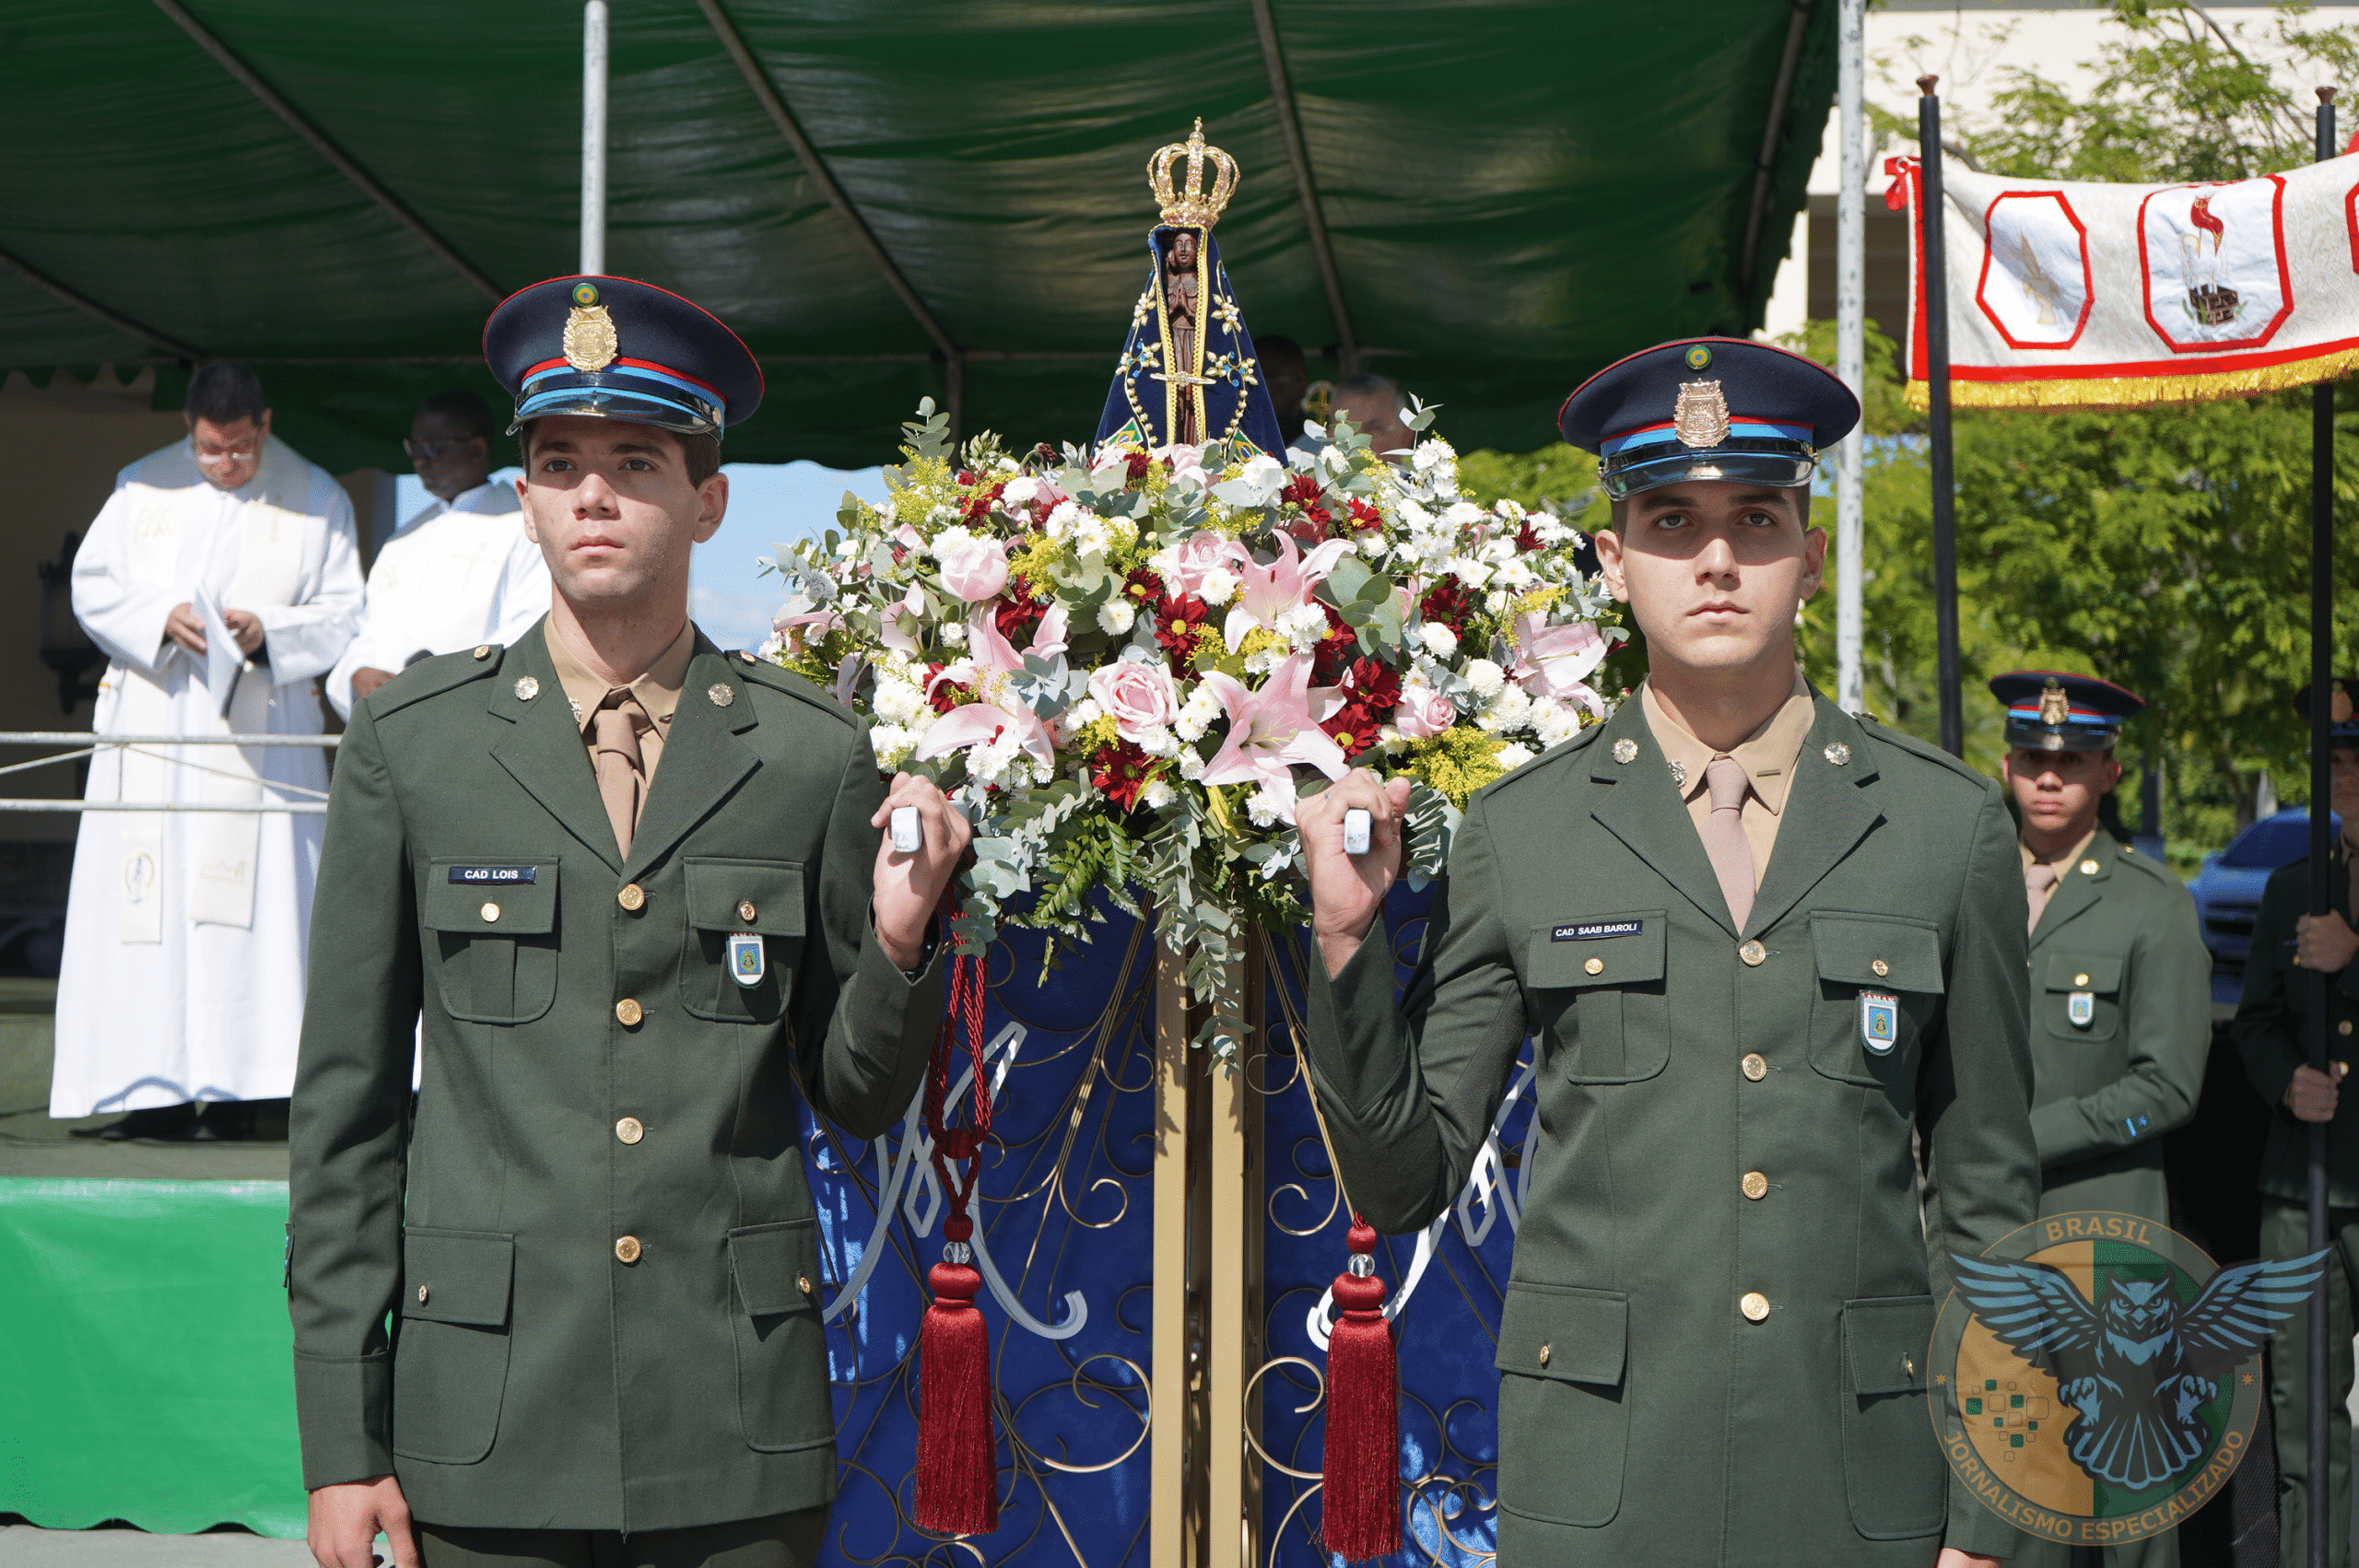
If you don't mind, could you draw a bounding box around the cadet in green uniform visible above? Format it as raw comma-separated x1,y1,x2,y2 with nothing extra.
288,276,968,1568
1297,338,2038,1568
2236,677,2359,1568
1989,672,2208,1568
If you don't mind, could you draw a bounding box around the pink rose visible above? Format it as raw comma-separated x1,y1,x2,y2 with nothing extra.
1168,531,1247,597
939,535,1011,603
1087,659,1180,741
1392,682,1456,740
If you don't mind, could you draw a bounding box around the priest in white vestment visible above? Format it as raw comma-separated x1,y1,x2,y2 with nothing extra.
52,364,363,1128
324,390,546,719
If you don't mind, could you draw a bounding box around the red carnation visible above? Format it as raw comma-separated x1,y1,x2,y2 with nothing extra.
1154,590,1210,675
1319,657,1403,760
994,576,1048,646
960,479,1009,524
1344,498,1383,532
1090,740,1156,811
1125,451,1153,485
1418,576,1474,635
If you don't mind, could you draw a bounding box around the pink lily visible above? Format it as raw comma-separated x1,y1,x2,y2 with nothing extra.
1198,653,1348,790
913,610,1057,769
879,584,925,658
1508,612,1609,716
1223,533,1352,652
772,607,843,656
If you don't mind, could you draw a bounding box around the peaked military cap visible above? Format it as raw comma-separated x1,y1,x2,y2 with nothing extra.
2294,678,2359,746
1558,336,1860,500
1989,670,2142,753
484,275,763,439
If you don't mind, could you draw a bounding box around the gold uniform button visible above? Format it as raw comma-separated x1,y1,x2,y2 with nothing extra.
1871,958,1890,977
615,1235,642,1264
738,900,758,923
1537,1343,1552,1367
798,1274,814,1296
480,901,500,923
2341,1021,2354,1037
1583,955,1604,976
1739,940,1766,967
617,883,646,911
616,1117,644,1145
1740,1292,1771,1323
417,1284,430,1305
615,998,644,1026
2080,859,2100,875
1741,1053,1767,1082
2074,973,2090,988
1741,1171,1769,1200
472,645,491,661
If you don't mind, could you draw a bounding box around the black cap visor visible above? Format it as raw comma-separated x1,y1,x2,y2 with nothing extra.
1600,439,1816,500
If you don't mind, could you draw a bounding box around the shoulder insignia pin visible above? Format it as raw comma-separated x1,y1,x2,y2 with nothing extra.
709,683,736,708
513,676,540,701
2080,859,2100,875
1612,737,1638,764
1825,742,1850,766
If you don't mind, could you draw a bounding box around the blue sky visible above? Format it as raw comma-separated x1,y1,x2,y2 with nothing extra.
394,462,888,651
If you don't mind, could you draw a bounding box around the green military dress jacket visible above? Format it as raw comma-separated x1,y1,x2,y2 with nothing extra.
2236,843,2359,1206
1304,690,2038,1567
2025,832,2209,1220
288,624,941,1533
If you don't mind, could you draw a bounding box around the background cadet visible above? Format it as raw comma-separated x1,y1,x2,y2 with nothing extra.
289,275,966,1568
1989,670,2209,1568
1297,337,2037,1568
2236,677,2359,1568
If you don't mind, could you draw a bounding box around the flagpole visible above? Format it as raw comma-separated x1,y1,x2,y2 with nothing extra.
1917,76,1963,757
2306,81,2337,1568
1835,0,1866,716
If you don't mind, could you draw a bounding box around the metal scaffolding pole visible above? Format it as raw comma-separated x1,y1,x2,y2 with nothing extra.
581,0,609,275
2306,81,2339,1568
1835,0,1866,715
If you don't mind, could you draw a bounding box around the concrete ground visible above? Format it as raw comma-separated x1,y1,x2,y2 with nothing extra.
0,1525,321,1564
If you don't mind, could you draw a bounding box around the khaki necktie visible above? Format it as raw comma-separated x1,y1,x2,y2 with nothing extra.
593,688,650,858
1702,754,1755,932
2025,861,2060,937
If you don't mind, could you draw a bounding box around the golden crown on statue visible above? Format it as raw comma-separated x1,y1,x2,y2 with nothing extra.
1148,118,1238,228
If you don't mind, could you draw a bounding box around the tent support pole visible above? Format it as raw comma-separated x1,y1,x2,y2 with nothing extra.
1246,0,1358,379
149,0,499,301
696,0,965,439
1917,76,1962,757
1739,0,1815,293
581,0,608,276
1834,0,1865,715
2308,82,2338,1568
0,245,203,361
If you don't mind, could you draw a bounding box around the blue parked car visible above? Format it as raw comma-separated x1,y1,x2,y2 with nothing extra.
2189,807,2341,1009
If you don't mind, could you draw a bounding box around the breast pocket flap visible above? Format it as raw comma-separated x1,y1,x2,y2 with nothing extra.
1524,913,1666,990
1812,912,1944,994
401,1228,514,1328
423,860,557,935
685,859,806,938
2044,953,2124,992
729,1219,821,1316
1494,1281,1628,1387
1844,1294,1934,1395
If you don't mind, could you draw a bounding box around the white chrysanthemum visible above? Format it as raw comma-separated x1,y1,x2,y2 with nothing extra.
940,623,967,648
756,635,784,663
1098,598,1138,635
1245,779,1296,827
870,724,916,769
1417,622,1459,660
1446,556,1495,591
1463,659,1507,699
1134,722,1181,759
1479,685,1533,731
1174,687,1221,743
928,524,976,559
1414,437,1459,475
1072,516,1111,557
1002,475,1040,507
1143,779,1176,810
872,678,925,725
1440,499,1485,529
1495,743,1535,770
1495,560,1537,591
1484,590,1509,614
1043,500,1085,541
1278,601,1331,650
1532,699,1582,749
1179,749,1206,781
1196,568,1239,606
1067,696,1104,729
1104,514,1140,549
1357,533,1389,559
1243,648,1285,676
1378,724,1407,755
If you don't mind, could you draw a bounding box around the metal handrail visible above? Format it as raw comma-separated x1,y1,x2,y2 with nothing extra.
0,730,339,813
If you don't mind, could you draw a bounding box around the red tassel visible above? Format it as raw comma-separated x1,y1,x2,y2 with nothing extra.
1321,1217,1399,1562
915,1213,998,1535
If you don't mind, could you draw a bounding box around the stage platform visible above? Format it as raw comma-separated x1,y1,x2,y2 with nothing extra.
0,992,304,1540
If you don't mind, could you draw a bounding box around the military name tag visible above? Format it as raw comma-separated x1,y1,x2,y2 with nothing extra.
2068,990,2095,1028
449,865,536,884
1860,990,1899,1054
1554,919,1642,942
727,931,766,988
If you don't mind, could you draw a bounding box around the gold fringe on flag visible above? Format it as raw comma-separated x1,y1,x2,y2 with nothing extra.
1904,345,2359,413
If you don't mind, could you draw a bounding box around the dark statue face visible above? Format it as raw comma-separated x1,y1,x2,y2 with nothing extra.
1168,231,1198,269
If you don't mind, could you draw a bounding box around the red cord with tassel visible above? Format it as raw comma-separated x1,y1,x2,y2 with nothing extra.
1320,1215,1399,1562
914,918,999,1536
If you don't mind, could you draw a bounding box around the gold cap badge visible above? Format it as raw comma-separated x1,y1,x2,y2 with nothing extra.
564,304,618,373
2038,680,2071,728
1148,118,1239,229
1673,380,1731,449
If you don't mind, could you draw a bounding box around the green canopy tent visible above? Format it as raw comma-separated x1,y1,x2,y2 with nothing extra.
0,0,1837,474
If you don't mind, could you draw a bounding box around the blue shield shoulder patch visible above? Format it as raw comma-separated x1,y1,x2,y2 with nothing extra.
2068,990,2095,1028
727,931,766,988
1859,990,1899,1054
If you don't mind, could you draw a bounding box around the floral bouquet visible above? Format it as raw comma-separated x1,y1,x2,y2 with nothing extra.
762,401,1622,1063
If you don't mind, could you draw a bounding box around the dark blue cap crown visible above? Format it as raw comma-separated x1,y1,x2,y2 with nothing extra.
484,275,763,439
1558,337,1860,500
1989,670,2142,753
2295,678,2359,744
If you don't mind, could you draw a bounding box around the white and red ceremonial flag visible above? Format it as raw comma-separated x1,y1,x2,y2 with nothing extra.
1889,152,2359,409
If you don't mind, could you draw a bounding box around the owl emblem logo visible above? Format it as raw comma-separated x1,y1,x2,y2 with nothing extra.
1933,1212,2324,1541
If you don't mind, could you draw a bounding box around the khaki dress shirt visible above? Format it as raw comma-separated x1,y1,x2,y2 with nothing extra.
1640,670,1816,890
544,618,695,786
